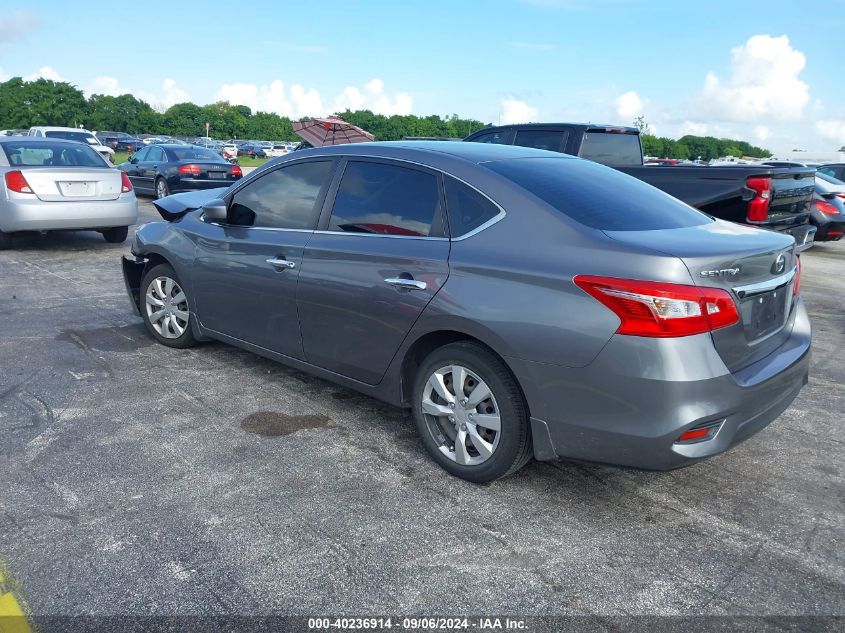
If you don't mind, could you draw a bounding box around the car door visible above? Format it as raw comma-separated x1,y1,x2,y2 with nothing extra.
124,146,149,189
142,145,166,190
297,158,450,385
190,158,337,359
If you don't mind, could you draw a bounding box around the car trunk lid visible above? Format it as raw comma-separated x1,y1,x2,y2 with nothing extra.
759,169,815,228
22,167,122,202
604,220,798,372
177,161,239,183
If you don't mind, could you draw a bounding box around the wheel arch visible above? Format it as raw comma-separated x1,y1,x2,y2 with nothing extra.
397,328,531,418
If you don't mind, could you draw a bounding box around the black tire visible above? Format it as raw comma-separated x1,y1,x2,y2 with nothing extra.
102,226,129,243
412,341,532,483
140,263,197,349
155,177,170,199
0,230,12,250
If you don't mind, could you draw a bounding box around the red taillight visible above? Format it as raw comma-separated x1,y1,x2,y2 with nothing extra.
828,230,844,236
4,170,34,194
573,276,740,338
678,428,710,442
120,171,133,193
231,165,243,177
793,256,801,296
178,164,201,176
746,176,772,222
815,200,840,216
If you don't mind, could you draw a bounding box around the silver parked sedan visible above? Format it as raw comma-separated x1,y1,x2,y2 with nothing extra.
122,142,810,483
0,137,138,249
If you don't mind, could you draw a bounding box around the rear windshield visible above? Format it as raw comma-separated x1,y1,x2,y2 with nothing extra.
2,141,107,167
167,147,225,162
485,157,711,231
579,131,642,166
44,131,100,145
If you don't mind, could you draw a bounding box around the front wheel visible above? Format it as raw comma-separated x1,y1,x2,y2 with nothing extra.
412,342,532,483
155,177,170,199
140,263,197,348
102,226,128,243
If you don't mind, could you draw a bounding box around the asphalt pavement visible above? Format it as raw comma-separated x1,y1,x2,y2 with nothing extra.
0,199,842,627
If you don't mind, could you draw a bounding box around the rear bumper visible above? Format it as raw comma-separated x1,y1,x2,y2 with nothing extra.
810,213,845,241
516,297,811,470
776,223,817,252
0,195,138,232
168,177,238,193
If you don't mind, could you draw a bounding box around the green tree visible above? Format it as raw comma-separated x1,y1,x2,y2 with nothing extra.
0,77,88,128
87,93,158,133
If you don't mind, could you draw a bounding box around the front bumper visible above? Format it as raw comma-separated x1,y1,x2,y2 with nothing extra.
516,297,812,470
121,255,145,315
0,195,138,232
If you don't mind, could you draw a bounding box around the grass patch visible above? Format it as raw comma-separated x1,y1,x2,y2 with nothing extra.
113,151,129,165
236,155,271,167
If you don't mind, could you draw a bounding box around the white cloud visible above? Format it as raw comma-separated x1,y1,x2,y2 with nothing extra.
614,90,643,121
815,120,845,144
696,34,809,122
500,97,538,124
331,79,413,116
679,121,709,136
216,80,323,118
86,76,126,97
0,10,38,44
754,125,770,141
24,66,63,81
138,78,190,111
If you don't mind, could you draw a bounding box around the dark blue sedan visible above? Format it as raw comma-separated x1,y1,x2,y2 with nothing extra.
119,144,242,199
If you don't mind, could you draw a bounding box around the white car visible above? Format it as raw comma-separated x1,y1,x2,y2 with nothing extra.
28,126,115,163
221,143,239,160
267,143,289,157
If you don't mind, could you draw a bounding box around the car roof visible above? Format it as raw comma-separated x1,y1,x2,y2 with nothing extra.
468,122,639,134
32,126,95,133
295,140,578,164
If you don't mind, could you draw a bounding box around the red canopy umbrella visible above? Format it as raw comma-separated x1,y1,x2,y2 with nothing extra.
292,115,374,147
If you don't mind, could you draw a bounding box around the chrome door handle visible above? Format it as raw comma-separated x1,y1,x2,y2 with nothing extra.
384,277,427,291
266,258,296,269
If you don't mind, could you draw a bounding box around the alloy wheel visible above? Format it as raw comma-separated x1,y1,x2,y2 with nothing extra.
421,364,501,466
145,276,189,339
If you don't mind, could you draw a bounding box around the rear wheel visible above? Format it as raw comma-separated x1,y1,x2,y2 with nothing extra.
412,342,532,483
0,230,12,250
102,226,129,243
140,263,197,348
155,177,170,199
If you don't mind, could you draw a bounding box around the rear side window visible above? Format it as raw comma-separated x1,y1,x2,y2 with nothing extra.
514,129,567,153
486,157,710,231
579,131,641,166
2,141,106,167
229,160,332,229
328,161,441,237
444,176,500,237
147,146,165,162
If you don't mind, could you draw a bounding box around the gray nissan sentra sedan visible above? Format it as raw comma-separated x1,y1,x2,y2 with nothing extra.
0,137,138,249
121,141,810,483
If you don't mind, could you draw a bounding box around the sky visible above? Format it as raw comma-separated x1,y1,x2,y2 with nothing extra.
1,0,844,153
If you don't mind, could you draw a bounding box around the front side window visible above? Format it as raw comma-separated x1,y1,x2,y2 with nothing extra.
514,129,566,153
228,160,332,229
132,146,149,161
444,176,500,237
328,161,441,237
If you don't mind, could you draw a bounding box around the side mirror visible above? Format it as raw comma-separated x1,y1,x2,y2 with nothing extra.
202,198,228,223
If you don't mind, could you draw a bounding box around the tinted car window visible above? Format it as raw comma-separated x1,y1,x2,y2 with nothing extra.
44,130,100,145
228,160,332,229
328,161,441,237
2,141,106,167
168,147,225,162
132,146,149,161
470,130,507,144
514,129,566,152
486,157,711,231
579,132,642,166
444,176,500,237
147,146,165,162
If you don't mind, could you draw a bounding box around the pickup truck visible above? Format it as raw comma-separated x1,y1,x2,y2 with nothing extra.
464,123,817,249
